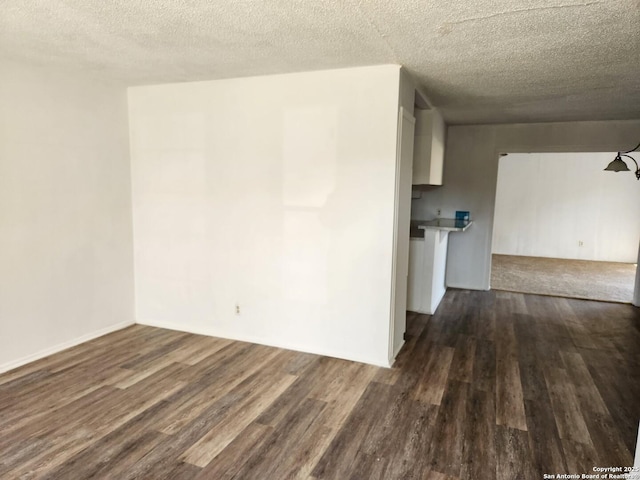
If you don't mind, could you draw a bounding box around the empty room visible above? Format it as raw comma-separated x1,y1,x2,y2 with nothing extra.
1,1,639,479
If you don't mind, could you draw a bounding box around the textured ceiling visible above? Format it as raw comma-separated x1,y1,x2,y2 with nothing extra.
1,0,639,124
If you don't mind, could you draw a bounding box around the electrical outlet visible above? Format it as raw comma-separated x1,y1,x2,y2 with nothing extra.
437,209,441,216
578,241,584,247
235,304,240,315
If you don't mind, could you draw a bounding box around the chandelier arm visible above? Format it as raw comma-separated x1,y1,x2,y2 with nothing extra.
621,142,640,154
619,154,640,180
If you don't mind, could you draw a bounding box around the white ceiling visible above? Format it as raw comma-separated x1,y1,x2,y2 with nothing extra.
1,0,639,124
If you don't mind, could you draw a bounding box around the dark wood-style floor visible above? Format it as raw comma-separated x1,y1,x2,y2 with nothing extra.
1,290,638,479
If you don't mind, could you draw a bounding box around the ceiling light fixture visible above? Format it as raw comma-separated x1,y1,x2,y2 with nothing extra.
604,142,640,180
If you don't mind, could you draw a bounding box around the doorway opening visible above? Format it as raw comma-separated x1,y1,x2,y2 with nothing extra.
490,152,639,303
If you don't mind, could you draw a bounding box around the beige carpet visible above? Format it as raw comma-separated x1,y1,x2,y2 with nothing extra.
491,254,637,303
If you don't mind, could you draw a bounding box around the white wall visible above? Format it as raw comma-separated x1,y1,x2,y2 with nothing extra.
493,152,640,263
0,61,135,372
128,65,402,366
412,120,640,290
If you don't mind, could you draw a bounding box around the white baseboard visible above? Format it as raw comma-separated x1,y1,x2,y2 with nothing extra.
0,320,135,375
137,318,392,368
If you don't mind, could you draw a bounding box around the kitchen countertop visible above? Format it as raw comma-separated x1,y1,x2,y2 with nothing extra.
410,218,473,238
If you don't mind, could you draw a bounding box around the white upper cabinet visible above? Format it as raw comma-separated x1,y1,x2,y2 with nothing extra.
412,109,446,185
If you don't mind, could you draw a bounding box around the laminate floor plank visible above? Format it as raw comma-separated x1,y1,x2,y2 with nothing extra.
460,387,496,480
311,382,394,479
120,332,194,370
0,437,50,476
0,366,141,440
523,398,568,476
420,471,460,480
154,461,203,480
412,344,455,405
495,323,528,431
515,314,567,475
359,385,417,459
584,363,640,454
561,438,602,476
495,425,537,480
0,290,637,479
255,356,351,429
0,385,117,454
230,398,328,480
311,362,378,434
39,427,169,480
181,370,297,467
426,379,469,478
193,423,273,479
560,351,610,415
4,429,101,479
383,400,438,480
471,338,496,393
474,291,497,342
545,366,594,446
113,374,293,479
7,371,189,478
448,334,476,383
156,346,284,435
169,341,255,384
346,452,390,480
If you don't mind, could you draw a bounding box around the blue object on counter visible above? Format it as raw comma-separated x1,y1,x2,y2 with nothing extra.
455,211,470,221
455,211,470,228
